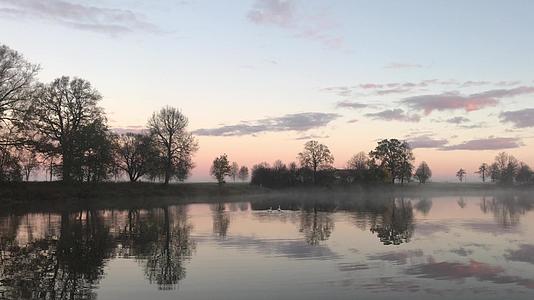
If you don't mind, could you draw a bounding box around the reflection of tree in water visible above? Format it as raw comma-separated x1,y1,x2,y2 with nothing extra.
299,208,335,246
118,206,195,290
457,197,467,208
211,203,230,238
480,194,534,228
414,198,433,215
370,198,414,245
0,210,114,299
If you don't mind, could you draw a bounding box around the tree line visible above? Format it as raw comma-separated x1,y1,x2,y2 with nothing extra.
232,139,432,188
0,44,197,184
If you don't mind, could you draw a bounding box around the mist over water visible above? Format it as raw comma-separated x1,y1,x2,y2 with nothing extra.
1,191,534,299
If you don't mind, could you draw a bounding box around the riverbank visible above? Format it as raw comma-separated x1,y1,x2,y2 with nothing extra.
0,181,532,213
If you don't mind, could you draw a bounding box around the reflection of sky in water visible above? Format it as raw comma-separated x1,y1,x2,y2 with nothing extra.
0,194,534,299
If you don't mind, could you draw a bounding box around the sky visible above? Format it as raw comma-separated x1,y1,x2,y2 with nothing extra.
1,0,533,182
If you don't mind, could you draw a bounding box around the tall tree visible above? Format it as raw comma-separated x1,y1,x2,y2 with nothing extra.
148,106,198,184
238,166,249,182
29,76,104,182
456,168,466,182
369,139,414,184
115,133,159,182
229,162,239,182
414,161,432,184
516,163,533,184
0,44,39,146
210,154,231,185
18,148,40,181
297,140,334,184
476,163,489,182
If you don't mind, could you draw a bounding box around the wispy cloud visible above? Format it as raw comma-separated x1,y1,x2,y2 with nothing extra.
365,109,420,122
384,62,423,69
500,108,534,128
111,126,147,135
407,135,449,149
0,0,159,35
445,116,470,124
247,0,344,49
193,112,340,136
402,86,534,114
294,134,329,140
440,137,522,151
336,100,367,109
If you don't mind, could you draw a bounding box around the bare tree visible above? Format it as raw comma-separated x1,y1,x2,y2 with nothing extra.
476,163,489,182
18,148,40,181
297,140,334,184
210,154,231,185
238,166,249,182
229,162,239,182
148,106,198,184
0,44,39,146
114,133,159,182
29,76,104,182
456,168,466,182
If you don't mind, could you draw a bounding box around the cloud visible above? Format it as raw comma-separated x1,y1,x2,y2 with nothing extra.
384,62,423,69
407,135,449,149
336,101,367,109
505,244,534,265
500,108,534,128
403,87,534,114
367,250,424,265
247,0,295,27
445,116,470,124
365,109,420,122
440,137,522,151
0,0,159,35
406,260,534,289
347,119,359,123
247,0,344,49
294,134,329,140
193,112,340,136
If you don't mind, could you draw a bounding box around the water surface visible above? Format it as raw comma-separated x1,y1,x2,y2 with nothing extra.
1,193,534,299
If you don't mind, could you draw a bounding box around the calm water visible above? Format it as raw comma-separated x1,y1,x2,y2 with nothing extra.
1,193,534,299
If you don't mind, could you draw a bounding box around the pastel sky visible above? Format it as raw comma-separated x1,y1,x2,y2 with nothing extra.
1,0,533,181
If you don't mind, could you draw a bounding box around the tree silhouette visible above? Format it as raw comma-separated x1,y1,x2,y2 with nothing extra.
297,140,334,184
210,154,232,185
148,106,198,184
456,168,466,182
414,161,432,183
476,163,489,182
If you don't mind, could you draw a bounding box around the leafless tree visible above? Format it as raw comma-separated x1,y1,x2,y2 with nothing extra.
0,44,39,146
297,140,334,184
148,106,198,184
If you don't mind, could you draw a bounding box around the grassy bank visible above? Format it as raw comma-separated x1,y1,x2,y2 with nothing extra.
0,181,531,213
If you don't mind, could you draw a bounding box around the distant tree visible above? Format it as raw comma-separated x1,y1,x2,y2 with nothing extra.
476,163,489,182
211,154,231,185
515,163,533,185
238,166,249,182
346,151,368,182
29,76,104,182
229,162,239,182
0,44,39,146
148,106,198,184
18,148,40,181
456,168,466,182
489,162,500,182
115,133,160,182
369,139,414,184
494,152,519,185
297,140,334,184
414,161,432,184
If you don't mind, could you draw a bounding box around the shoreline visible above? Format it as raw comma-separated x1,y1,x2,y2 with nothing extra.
1,181,532,214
